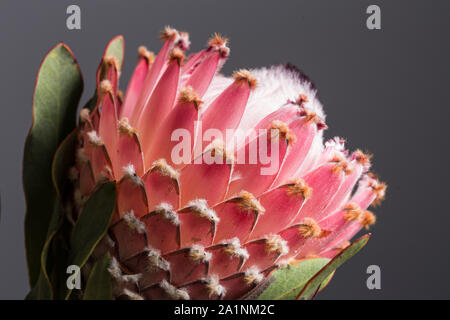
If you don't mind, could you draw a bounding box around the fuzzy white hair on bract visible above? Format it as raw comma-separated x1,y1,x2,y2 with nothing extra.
200,74,234,110
201,64,324,129
201,64,325,152
238,64,324,133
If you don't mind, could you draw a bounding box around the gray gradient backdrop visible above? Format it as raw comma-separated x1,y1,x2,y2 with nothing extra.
0,0,449,299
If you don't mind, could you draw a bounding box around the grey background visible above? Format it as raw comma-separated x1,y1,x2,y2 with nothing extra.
0,0,449,299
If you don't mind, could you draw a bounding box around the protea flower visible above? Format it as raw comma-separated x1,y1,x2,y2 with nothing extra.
23,27,386,300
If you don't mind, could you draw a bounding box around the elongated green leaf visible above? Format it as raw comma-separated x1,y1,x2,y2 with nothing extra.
88,35,124,111
83,253,113,300
104,35,124,70
24,43,83,286
297,234,371,300
52,129,78,198
70,182,116,268
258,258,330,300
65,182,116,299
26,199,63,299
97,35,124,86
50,223,71,300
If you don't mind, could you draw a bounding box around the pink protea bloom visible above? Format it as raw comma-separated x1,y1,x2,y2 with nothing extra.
74,27,386,300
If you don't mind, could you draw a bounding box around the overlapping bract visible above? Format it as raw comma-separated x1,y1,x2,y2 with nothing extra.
72,27,386,300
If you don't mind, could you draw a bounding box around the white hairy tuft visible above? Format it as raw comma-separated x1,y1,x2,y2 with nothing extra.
122,164,144,186
186,199,219,223
202,64,324,133
151,159,180,180
146,247,170,272
123,211,146,234
244,266,264,285
122,289,144,300
266,234,289,255
277,257,295,269
87,131,103,146
189,245,212,263
222,237,250,260
108,257,142,284
160,280,190,300
154,203,180,226
205,275,227,298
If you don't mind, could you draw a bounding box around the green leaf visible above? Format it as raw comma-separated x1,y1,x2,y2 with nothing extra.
64,182,115,299
88,35,124,111
257,258,330,300
52,129,78,198
49,230,71,300
26,199,64,299
104,35,124,70
24,43,83,287
83,253,113,300
297,234,371,300
70,182,116,269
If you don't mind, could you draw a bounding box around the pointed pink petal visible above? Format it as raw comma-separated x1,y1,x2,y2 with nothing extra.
277,226,309,259
164,247,209,286
248,180,310,241
120,50,151,119
221,268,265,299
213,192,263,244
315,177,382,255
110,212,147,261
181,50,206,76
293,135,324,177
198,70,255,151
141,206,180,254
184,51,222,98
89,109,100,132
106,59,119,96
178,200,218,248
226,122,291,198
207,239,248,278
182,34,228,82
320,161,364,221
254,103,302,130
293,209,353,259
85,132,114,182
77,158,95,196
307,202,375,259
116,119,144,179
293,162,345,224
179,149,232,208
272,118,317,186
98,89,119,175
144,87,200,169
242,236,288,271
351,174,386,209
123,249,169,290
139,56,182,167
117,168,148,218
143,159,180,211
278,218,322,259
131,30,179,125
319,223,363,258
